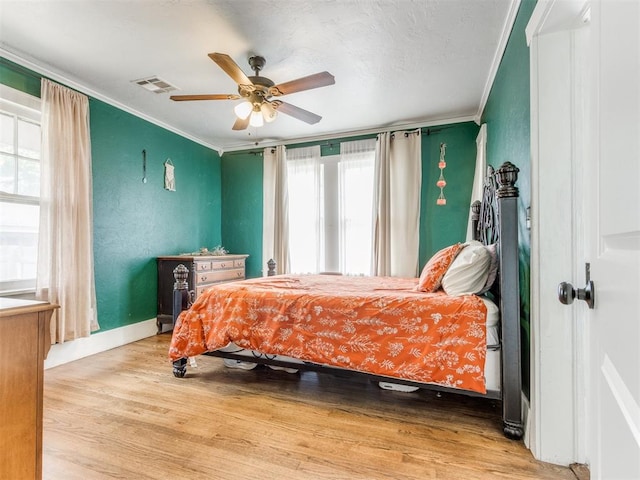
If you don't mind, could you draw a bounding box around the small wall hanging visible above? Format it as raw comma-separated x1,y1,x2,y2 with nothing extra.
142,149,147,184
164,158,175,191
436,143,447,205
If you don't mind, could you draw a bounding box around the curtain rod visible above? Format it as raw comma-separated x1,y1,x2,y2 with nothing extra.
386,125,457,138
422,125,457,135
390,129,421,139
225,124,461,155
225,149,264,157
225,141,341,156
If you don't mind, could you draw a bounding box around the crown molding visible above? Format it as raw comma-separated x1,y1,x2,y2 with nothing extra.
0,47,224,154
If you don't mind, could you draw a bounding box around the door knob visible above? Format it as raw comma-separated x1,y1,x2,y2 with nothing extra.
558,263,595,309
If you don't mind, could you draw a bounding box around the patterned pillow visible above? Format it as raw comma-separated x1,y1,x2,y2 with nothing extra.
415,243,465,292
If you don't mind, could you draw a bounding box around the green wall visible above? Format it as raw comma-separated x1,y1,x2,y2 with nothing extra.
481,0,536,396
0,59,40,97
419,123,480,265
1,58,222,332
90,100,221,331
221,122,479,278
220,151,264,278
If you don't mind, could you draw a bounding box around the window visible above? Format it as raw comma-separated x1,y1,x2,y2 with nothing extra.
337,148,375,274
0,85,41,294
287,139,376,275
287,146,323,274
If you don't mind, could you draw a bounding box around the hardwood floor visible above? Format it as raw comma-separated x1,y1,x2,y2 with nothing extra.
43,334,577,480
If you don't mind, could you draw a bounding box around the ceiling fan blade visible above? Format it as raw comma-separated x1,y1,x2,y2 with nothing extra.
232,115,250,131
170,94,241,101
209,53,253,86
272,101,322,124
270,71,335,96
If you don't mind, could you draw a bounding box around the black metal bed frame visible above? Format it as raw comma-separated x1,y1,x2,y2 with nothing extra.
170,161,523,439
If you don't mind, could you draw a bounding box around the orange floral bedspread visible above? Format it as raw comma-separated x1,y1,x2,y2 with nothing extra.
169,274,489,393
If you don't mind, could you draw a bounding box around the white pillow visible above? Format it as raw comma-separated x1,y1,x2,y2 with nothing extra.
478,243,499,294
441,242,491,295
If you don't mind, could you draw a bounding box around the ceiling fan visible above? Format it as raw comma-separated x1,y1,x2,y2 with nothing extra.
170,53,335,130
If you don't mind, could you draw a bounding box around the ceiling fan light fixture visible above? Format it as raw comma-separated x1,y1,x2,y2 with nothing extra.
249,109,264,127
260,102,278,123
234,100,252,119
172,53,334,131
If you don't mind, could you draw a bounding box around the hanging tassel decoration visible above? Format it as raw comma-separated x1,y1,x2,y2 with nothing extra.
436,143,447,205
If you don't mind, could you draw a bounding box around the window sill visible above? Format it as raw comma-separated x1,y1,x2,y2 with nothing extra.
0,289,37,300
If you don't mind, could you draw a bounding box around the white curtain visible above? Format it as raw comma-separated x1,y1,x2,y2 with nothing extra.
466,124,487,241
37,78,98,343
372,129,422,277
339,138,376,275
286,145,322,274
262,145,290,275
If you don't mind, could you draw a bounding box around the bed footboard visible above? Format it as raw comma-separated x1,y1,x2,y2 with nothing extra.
171,264,192,378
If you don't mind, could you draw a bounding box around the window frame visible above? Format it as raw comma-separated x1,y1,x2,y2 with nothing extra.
0,84,42,295
287,143,376,275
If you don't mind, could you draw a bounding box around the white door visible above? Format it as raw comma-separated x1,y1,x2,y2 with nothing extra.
586,0,640,477
528,1,592,465
528,0,639,474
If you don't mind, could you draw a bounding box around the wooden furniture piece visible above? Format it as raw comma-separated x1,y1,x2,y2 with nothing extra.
0,298,56,480
169,162,523,439
156,254,248,333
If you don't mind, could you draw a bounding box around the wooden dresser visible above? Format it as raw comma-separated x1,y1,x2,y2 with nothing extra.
156,254,248,332
0,298,56,480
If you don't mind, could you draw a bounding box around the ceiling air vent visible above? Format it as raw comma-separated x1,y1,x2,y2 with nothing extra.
132,76,177,94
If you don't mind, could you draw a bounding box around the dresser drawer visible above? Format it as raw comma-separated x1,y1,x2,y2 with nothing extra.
195,285,210,297
211,260,233,270
233,259,245,268
194,261,212,272
195,268,245,285
195,269,245,296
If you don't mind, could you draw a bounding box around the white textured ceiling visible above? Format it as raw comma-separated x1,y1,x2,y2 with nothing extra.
0,0,517,152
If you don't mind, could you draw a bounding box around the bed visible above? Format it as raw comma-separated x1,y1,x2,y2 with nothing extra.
168,161,523,439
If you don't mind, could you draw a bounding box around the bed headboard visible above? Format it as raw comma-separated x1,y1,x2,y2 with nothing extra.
471,161,520,247
472,161,523,439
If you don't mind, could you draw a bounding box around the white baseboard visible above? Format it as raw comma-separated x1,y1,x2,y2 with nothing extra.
523,392,532,448
44,318,158,370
